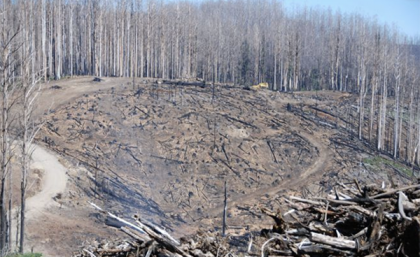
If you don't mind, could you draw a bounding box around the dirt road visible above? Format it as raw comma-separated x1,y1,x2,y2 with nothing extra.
35,76,134,117
11,144,68,253
195,121,331,222
25,144,68,220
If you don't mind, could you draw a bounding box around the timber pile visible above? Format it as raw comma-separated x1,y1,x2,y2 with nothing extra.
75,230,230,257
75,182,420,257
74,203,230,257
260,181,420,256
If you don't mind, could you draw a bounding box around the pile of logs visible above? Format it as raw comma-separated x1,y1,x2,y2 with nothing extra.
74,203,231,257
260,181,420,256
74,181,420,257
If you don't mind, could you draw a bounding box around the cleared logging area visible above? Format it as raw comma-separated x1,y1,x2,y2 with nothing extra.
33,79,416,256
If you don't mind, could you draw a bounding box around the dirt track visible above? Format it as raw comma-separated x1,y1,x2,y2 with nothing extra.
25,144,68,220
34,76,133,117
10,144,68,254
191,112,332,224
233,130,328,201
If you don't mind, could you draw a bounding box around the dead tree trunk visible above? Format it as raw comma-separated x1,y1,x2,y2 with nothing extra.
222,180,227,237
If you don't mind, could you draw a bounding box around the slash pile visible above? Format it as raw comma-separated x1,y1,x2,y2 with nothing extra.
74,182,420,257
261,181,420,256
74,203,232,257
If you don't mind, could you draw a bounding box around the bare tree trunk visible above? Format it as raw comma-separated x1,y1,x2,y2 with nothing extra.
140,8,144,78
48,4,53,79
20,63,41,254
222,181,227,237
19,83,28,253
358,64,366,140
0,6,19,249
42,0,47,80
273,52,277,91
55,0,62,79
377,66,387,151
369,77,377,143
408,82,415,163
417,97,420,165
393,56,401,159
69,2,73,76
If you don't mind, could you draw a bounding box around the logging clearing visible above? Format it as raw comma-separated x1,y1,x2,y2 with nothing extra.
13,76,415,256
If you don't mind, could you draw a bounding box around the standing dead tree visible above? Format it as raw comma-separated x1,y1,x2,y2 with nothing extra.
1,5,22,252
222,180,227,237
0,1,42,253
18,45,43,254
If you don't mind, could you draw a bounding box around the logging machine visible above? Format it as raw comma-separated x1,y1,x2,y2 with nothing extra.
251,82,269,90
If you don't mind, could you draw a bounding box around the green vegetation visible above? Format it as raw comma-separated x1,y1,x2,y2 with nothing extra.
364,155,412,176
7,253,42,257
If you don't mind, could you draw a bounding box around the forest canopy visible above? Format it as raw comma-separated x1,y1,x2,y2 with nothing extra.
1,0,418,90
1,0,420,171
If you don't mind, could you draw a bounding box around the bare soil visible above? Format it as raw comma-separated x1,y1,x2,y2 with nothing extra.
23,77,409,256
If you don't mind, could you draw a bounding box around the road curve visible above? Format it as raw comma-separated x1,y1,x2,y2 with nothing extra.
10,144,68,254
25,144,68,220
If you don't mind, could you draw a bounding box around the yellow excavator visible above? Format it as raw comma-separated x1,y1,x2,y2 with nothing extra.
251,82,269,90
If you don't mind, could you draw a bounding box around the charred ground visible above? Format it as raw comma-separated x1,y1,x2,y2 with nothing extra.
30,77,412,256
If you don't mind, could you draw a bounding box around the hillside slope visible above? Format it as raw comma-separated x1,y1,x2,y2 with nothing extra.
28,77,411,256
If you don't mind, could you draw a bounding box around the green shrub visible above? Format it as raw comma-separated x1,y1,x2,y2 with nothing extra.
364,155,412,176
7,253,42,257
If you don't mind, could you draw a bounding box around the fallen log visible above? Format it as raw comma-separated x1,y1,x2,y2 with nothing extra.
309,106,350,125
220,114,258,129
266,140,278,163
289,196,325,206
133,219,191,257
121,226,151,242
77,180,420,257
310,232,356,250
398,191,412,221
371,184,420,199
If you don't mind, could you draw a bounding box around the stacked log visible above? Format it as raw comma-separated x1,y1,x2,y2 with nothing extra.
260,182,420,256
74,182,420,257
